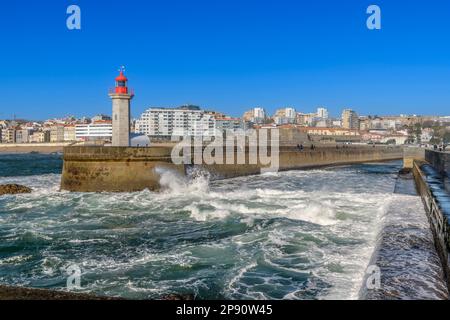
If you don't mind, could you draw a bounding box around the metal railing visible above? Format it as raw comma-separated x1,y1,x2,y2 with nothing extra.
108,88,135,96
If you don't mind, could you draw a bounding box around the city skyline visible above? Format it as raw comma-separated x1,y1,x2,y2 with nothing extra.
2,1,450,119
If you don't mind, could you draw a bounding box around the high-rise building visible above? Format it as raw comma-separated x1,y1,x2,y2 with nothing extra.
253,107,266,124
243,108,266,124
274,108,296,125
317,107,329,119
341,109,359,129
109,69,134,147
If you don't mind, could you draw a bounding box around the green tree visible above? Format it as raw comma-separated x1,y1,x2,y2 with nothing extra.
443,131,450,144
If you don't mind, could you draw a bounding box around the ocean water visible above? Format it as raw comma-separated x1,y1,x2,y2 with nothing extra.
0,154,405,299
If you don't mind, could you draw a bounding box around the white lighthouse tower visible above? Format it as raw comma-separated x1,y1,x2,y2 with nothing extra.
109,67,134,147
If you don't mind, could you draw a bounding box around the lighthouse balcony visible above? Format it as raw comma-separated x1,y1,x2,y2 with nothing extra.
109,88,135,97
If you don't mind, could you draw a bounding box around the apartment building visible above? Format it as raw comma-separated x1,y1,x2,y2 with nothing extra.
64,126,77,142
29,131,51,143
50,125,65,142
317,107,329,119
296,113,317,126
342,109,360,129
15,129,31,144
243,108,266,124
274,108,296,125
215,118,247,132
75,122,113,141
1,128,16,143
135,106,217,139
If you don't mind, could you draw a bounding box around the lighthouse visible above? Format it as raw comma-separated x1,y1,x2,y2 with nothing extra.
109,68,134,147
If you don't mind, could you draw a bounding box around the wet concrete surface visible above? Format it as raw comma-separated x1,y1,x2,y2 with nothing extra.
421,164,450,218
362,171,449,300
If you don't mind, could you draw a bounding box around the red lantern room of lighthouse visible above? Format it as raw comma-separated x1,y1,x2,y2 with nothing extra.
109,68,134,97
115,70,129,94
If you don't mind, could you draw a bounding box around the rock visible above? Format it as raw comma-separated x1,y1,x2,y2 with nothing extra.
0,285,122,300
0,184,32,196
161,293,195,300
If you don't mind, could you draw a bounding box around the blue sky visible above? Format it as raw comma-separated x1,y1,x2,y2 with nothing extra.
1,0,450,120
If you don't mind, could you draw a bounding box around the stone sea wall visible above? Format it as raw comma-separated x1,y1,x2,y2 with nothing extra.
61,146,185,192
61,145,403,192
0,143,70,154
361,170,448,300
403,146,426,169
426,150,450,178
413,157,450,290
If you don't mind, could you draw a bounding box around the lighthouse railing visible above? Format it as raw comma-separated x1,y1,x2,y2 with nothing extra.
108,88,135,96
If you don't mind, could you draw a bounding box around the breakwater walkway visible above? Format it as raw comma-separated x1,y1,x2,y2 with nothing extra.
361,169,448,300
413,151,450,289
60,145,403,192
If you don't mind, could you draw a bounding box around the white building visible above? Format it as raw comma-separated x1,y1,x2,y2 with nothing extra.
332,119,342,127
253,107,265,119
317,107,329,119
135,106,217,139
251,107,266,124
315,119,332,128
215,118,247,132
75,122,113,141
274,108,296,125
380,134,409,145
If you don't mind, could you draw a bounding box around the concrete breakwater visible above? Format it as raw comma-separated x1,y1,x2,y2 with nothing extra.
359,149,450,300
426,150,450,177
61,145,403,192
413,155,450,290
0,143,69,154
361,170,448,300
61,146,182,192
